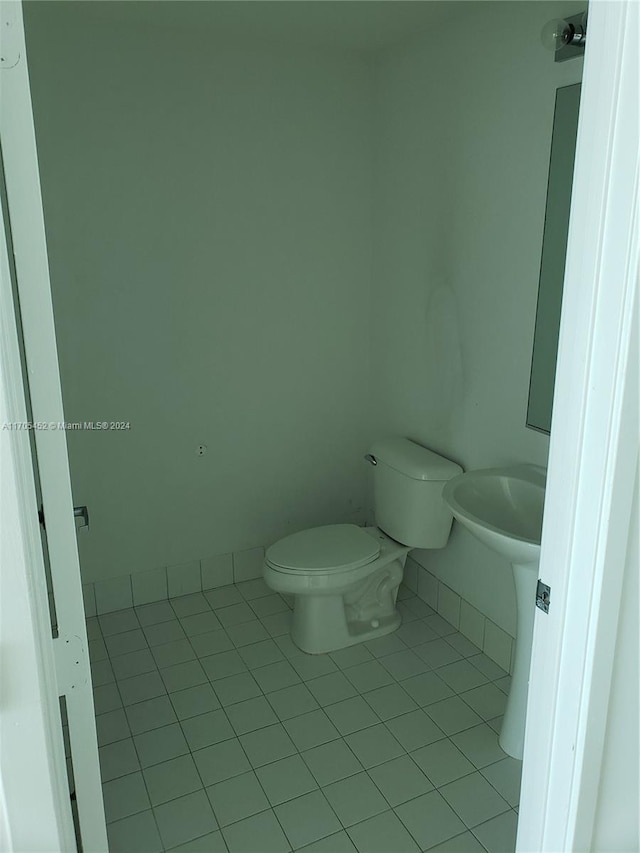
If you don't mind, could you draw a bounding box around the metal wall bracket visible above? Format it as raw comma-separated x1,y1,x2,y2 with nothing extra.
536,580,551,613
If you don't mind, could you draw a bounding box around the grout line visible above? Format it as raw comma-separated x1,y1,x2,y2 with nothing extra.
92,584,520,851
118,719,165,844
196,678,303,849
100,648,157,834
415,565,517,675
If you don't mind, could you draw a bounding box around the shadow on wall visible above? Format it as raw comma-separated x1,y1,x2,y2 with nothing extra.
423,282,465,442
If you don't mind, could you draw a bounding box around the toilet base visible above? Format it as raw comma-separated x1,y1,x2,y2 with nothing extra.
289,558,404,654
291,596,401,654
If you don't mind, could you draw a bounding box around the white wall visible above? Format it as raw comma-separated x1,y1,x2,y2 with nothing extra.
371,1,582,635
592,465,639,852
24,4,375,583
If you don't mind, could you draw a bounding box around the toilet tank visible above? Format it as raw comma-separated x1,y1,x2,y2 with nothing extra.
370,438,462,548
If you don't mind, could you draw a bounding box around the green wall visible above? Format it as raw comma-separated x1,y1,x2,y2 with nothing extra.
26,1,583,636
371,1,583,633
25,3,375,582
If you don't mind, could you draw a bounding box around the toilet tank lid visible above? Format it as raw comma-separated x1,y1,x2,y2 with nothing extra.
370,438,463,481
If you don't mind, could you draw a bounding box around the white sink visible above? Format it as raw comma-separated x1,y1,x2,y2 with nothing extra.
442,465,545,563
442,464,546,759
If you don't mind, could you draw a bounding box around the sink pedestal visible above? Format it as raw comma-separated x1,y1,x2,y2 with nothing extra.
441,465,547,762
499,558,539,760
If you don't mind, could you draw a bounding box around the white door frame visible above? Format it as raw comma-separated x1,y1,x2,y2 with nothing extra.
1,178,75,853
0,1,107,849
0,0,637,849
517,0,639,850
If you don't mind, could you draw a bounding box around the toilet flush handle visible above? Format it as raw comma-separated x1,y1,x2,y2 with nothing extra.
364,454,377,466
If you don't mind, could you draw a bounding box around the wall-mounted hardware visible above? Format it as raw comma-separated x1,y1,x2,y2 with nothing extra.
74,505,89,529
536,579,551,613
541,12,587,62
364,454,377,466
39,504,89,530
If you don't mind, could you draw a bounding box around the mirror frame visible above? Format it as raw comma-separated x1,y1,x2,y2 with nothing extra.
527,82,582,434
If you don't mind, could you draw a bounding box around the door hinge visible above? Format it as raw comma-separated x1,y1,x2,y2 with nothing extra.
0,2,21,69
536,580,551,613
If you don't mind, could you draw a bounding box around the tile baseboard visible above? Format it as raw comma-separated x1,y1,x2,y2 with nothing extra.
85,546,515,676
85,546,265,616
403,556,515,675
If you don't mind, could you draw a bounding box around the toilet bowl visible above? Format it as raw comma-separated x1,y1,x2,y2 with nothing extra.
264,525,409,654
263,438,462,654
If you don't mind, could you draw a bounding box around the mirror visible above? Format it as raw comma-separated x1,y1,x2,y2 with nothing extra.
527,83,582,434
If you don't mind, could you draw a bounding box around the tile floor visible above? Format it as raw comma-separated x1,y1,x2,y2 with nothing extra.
88,581,521,853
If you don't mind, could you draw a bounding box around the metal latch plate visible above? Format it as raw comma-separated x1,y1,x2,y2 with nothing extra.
53,634,89,694
536,580,551,613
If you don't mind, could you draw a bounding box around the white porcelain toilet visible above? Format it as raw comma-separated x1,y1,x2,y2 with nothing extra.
263,438,462,654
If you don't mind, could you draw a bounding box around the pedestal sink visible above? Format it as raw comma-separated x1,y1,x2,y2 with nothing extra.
442,464,546,760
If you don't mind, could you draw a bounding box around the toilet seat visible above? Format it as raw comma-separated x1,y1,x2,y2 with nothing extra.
266,524,381,576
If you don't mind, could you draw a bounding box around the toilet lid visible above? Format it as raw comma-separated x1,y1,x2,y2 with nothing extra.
266,524,381,574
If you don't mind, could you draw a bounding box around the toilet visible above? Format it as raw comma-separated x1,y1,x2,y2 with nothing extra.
263,438,462,654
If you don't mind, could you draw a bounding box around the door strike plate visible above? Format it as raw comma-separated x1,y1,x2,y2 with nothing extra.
536,580,551,613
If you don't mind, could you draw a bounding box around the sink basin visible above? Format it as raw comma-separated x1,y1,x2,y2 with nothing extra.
442,464,547,760
442,465,545,565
